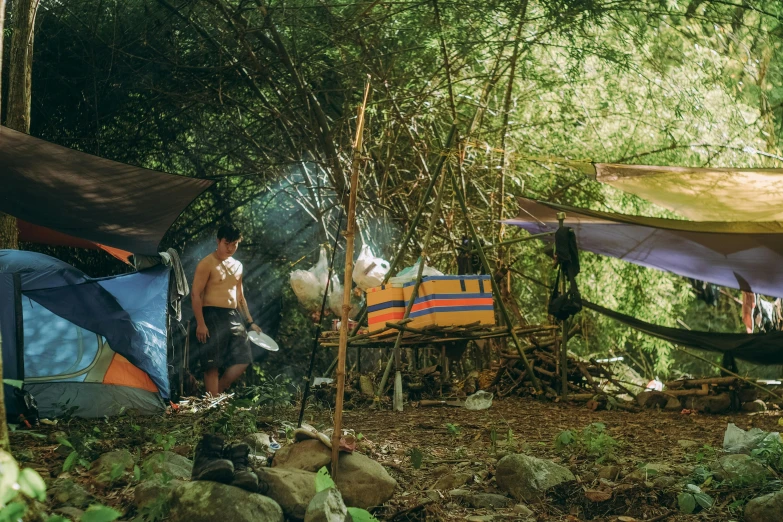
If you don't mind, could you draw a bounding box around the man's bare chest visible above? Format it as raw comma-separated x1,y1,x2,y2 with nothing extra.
209,259,242,284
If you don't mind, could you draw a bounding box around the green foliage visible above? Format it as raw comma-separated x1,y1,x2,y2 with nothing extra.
315,467,336,493
554,423,618,462
677,484,713,514
750,435,783,471
347,507,379,522
2,449,118,522
554,422,618,462
63,451,79,472
445,423,461,437
153,434,176,452
17,468,46,502
81,505,122,522
409,448,423,470
695,444,717,463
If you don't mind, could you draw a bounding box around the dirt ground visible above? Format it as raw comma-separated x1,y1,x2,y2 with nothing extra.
10,396,783,521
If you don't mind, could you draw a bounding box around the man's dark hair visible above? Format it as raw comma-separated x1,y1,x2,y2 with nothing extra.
217,224,243,242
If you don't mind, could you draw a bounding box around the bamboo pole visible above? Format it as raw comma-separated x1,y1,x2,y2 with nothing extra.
391,164,448,411
671,345,783,402
557,212,568,400
448,165,542,392
374,125,457,403
332,80,371,478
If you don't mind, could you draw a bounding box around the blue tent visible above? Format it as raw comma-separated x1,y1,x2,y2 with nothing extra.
1,250,172,418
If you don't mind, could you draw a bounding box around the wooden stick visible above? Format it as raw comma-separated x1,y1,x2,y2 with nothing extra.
671,346,783,402
448,165,542,393
332,80,370,479
666,376,738,389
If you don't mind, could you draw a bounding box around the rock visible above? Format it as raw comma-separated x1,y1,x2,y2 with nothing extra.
738,388,760,403
710,454,771,486
272,440,332,473
682,393,731,414
742,400,767,413
90,449,135,484
448,489,470,497
256,467,318,521
142,451,193,480
597,465,620,480
245,433,273,453
627,463,672,482
465,493,511,509
432,472,471,490
134,477,184,510
167,481,283,522
48,431,68,444
513,504,534,517
495,454,575,502
637,391,668,409
652,476,677,489
745,490,783,522
48,478,95,508
53,507,85,520
359,375,375,396
665,396,682,410
423,490,441,502
304,488,347,522
333,452,397,509
430,465,450,477
677,440,699,450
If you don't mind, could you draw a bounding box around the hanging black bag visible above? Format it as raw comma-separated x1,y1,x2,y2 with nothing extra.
548,268,582,321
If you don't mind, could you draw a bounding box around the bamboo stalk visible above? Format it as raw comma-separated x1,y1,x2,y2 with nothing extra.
392,161,448,411
448,165,542,392
666,376,738,389
671,346,783,402
374,126,456,405
332,80,371,478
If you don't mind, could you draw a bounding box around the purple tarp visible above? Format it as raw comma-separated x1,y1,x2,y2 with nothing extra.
505,198,783,298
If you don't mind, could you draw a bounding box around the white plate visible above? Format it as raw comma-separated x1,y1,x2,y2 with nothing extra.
248,331,279,352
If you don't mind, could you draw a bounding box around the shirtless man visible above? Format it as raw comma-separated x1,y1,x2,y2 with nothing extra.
192,224,262,396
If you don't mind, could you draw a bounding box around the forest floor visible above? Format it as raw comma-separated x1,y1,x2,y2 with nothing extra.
9,395,783,521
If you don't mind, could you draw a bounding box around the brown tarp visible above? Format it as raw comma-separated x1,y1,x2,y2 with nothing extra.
594,162,783,221
0,126,213,254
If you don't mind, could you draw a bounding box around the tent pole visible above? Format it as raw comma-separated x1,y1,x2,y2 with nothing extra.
448,165,542,393
557,212,569,400
332,81,371,478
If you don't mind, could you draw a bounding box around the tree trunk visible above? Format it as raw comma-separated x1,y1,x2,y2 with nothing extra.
0,0,39,251
6,0,37,133
0,0,9,453
0,0,38,452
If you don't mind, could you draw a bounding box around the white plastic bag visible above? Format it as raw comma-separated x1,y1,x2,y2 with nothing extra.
353,245,391,290
723,423,781,454
290,246,330,310
388,257,444,285
328,274,363,318
328,274,344,316
465,390,494,410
